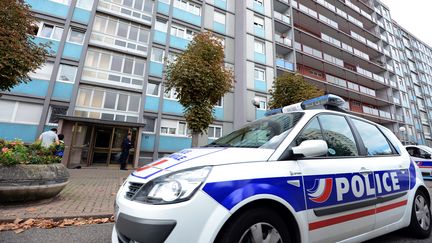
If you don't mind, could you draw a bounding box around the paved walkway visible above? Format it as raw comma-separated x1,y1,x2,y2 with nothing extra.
0,167,131,222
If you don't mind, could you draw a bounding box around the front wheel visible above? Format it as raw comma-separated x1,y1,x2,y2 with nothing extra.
406,190,432,238
216,207,292,243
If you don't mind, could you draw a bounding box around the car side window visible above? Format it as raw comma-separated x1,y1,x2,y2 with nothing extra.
418,148,431,159
406,147,417,157
318,115,358,157
295,117,323,146
351,119,394,156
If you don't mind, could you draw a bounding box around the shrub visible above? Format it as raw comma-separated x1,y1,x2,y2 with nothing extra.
0,139,62,166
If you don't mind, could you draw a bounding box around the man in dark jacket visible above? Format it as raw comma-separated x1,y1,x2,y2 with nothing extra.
119,134,133,170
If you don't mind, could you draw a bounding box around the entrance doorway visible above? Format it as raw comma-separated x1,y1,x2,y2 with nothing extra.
68,123,137,167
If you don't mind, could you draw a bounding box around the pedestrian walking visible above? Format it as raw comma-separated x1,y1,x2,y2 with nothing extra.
38,128,59,148
119,133,133,170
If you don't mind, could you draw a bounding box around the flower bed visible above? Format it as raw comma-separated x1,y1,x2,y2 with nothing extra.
0,139,69,203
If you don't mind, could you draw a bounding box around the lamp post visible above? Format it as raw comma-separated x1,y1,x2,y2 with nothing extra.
399,126,406,145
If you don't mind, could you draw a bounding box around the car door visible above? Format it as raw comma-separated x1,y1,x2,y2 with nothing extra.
349,118,410,230
295,114,377,243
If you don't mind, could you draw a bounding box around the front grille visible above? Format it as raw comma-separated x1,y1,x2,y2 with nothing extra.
126,182,143,200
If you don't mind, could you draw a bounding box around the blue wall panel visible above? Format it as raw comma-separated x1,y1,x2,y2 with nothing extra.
172,8,201,26
157,1,170,15
254,52,266,64
214,0,227,9
144,96,159,112
149,62,163,77
25,0,69,19
33,37,59,54
254,80,267,92
213,22,226,34
72,8,91,24
256,110,266,119
254,27,265,38
141,134,156,151
170,36,189,50
0,123,38,143
214,107,224,120
153,30,167,44
62,42,83,60
159,136,191,151
10,79,49,97
52,82,73,101
163,99,184,114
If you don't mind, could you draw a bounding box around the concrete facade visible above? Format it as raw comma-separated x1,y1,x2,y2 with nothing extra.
2,0,432,167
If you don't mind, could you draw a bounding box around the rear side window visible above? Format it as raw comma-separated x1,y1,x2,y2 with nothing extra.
351,119,394,156
318,115,358,157
295,117,323,146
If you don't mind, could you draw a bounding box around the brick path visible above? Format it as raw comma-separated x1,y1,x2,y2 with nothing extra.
0,168,131,222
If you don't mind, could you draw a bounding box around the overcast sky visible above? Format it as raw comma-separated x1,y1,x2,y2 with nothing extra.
380,0,432,47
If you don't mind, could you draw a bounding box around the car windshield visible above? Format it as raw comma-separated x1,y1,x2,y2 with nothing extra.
207,112,304,149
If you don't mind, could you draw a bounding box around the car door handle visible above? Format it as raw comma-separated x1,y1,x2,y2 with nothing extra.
359,167,372,175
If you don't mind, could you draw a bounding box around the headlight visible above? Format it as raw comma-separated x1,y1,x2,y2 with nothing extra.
133,166,212,204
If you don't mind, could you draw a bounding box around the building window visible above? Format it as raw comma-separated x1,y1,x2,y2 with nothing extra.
254,0,263,6
170,24,195,40
255,96,267,110
254,40,264,54
151,48,165,63
155,20,168,32
164,87,178,100
75,86,140,122
0,100,43,125
214,11,225,25
50,0,71,5
68,28,85,44
253,16,264,29
29,62,54,80
47,105,68,125
215,98,223,107
83,48,145,87
146,81,160,96
56,64,77,83
143,116,156,133
76,0,94,10
38,23,63,41
173,0,201,16
254,67,265,81
208,125,222,139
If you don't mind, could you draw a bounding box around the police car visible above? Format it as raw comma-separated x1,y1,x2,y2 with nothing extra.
406,145,432,177
113,95,431,243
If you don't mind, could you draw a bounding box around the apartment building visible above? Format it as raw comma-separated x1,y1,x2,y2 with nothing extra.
1,0,431,168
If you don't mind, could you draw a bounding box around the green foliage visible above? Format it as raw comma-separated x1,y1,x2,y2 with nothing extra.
0,0,49,92
0,139,61,166
269,72,324,109
165,32,234,135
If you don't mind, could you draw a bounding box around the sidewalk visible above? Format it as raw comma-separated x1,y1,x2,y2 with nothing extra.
0,167,131,222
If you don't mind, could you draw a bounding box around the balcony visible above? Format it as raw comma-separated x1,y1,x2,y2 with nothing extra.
276,58,294,71
274,12,291,25
275,35,292,47
98,0,152,26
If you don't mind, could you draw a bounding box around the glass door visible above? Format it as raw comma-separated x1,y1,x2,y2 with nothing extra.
92,126,114,165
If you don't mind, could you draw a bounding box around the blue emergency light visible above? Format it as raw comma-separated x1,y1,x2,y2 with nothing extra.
264,94,346,116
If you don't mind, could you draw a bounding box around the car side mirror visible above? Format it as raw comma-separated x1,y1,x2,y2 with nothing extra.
292,140,328,158
425,153,431,159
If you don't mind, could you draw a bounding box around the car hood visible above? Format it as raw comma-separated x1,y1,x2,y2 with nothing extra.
130,147,275,181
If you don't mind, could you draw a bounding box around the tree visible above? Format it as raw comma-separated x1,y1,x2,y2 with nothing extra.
165,32,234,147
0,0,49,92
269,72,324,109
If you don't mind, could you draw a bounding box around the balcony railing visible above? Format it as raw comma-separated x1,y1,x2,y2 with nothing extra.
275,35,292,46
274,12,291,25
276,58,294,71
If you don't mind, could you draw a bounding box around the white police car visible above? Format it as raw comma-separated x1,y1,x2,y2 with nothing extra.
113,95,431,243
406,145,432,177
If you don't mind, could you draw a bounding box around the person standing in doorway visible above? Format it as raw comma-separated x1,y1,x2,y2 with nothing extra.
119,133,133,170
38,128,59,148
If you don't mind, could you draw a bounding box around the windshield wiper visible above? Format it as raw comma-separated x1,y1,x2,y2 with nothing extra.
206,143,232,147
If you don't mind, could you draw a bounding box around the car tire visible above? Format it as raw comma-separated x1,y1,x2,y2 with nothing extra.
216,207,292,243
406,190,432,239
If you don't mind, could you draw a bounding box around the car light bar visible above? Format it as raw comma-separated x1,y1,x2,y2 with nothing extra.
264,94,346,116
